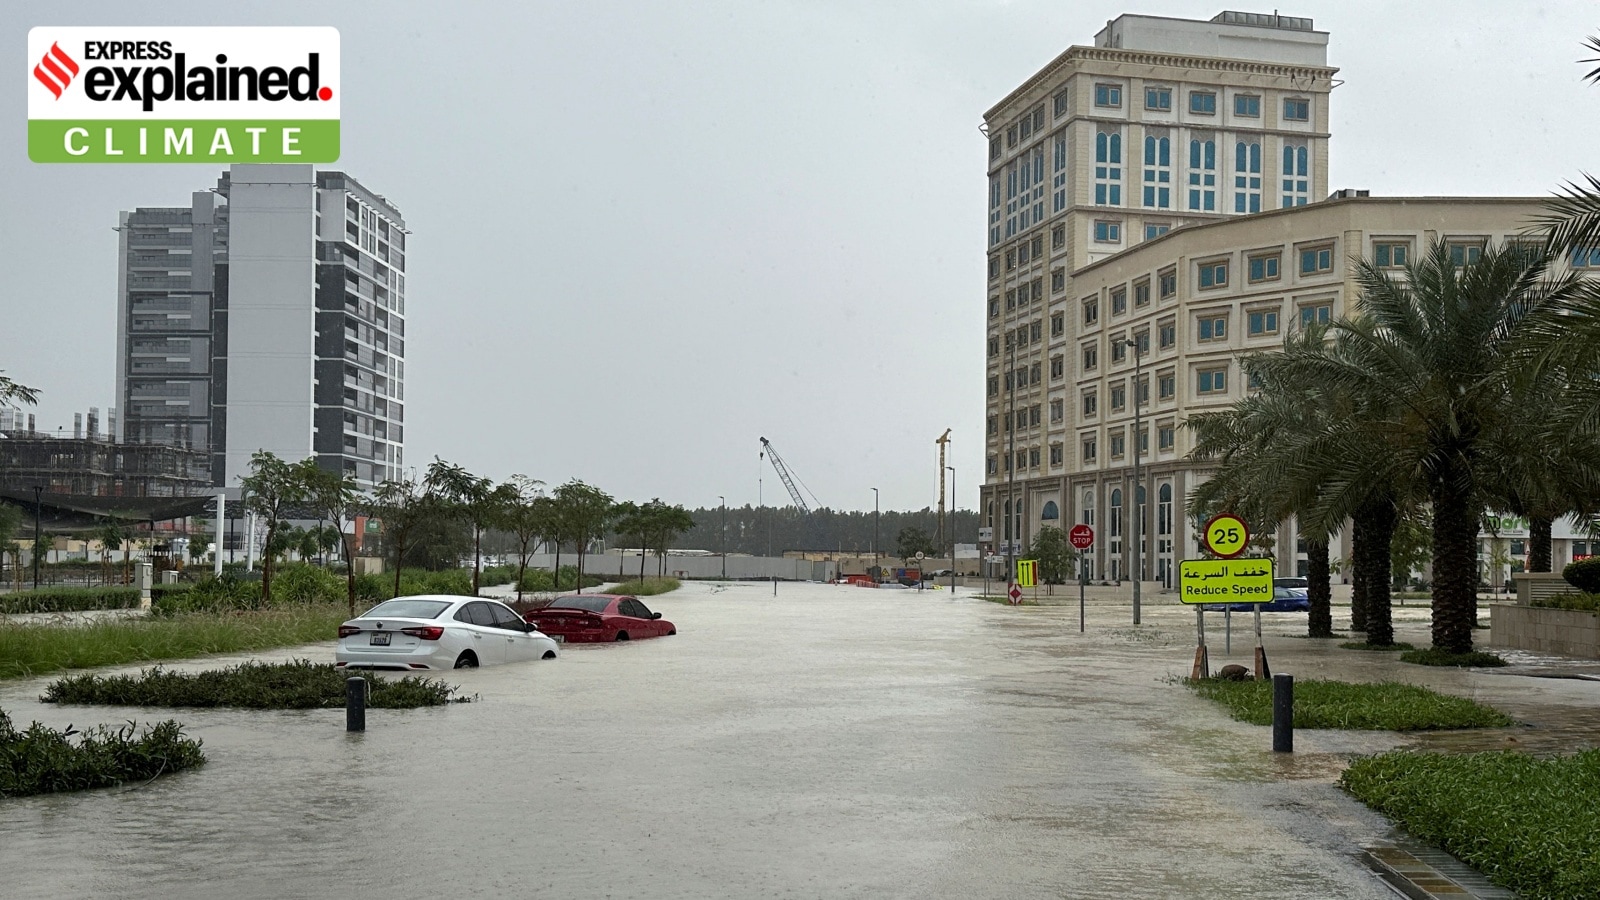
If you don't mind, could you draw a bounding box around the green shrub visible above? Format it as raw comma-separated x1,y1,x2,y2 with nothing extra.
517,566,605,593
1187,678,1512,730
479,565,518,586
43,659,459,709
1400,648,1507,667
608,577,681,597
149,575,262,617
1534,592,1600,612
0,586,140,614
269,565,344,605
396,568,473,597
1342,750,1600,899
1563,557,1600,593
0,705,205,797
1340,641,1416,651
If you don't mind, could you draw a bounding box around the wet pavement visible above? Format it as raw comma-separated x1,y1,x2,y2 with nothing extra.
2,581,1589,898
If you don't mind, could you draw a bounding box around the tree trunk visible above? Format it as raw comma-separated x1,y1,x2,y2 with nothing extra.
1350,514,1369,633
1359,500,1399,647
391,528,404,601
261,525,275,607
1529,515,1553,573
516,539,531,602
1307,537,1333,638
472,524,482,595
344,533,357,618
1430,476,1477,654
576,544,586,594
553,543,562,592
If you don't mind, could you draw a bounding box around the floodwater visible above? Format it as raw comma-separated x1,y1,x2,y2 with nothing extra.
4,580,1560,899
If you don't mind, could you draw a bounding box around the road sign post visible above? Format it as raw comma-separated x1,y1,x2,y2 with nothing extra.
1179,555,1275,681
1069,525,1094,633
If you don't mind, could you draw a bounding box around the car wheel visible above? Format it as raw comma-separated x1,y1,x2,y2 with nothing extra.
616,631,630,642
454,651,479,669
542,650,557,660
667,628,676,635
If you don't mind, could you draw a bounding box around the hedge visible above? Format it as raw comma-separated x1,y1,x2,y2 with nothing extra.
1535,591,1600,612
0,706,205,797
1564,557,1600,593
0,586,141,615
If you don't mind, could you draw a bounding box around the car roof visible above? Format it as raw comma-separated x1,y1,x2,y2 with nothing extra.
380,594,511,606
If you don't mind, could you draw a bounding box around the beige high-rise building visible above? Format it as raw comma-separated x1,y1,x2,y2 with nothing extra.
981,11,1335,571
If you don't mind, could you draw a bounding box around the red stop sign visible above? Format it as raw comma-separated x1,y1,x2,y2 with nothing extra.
1069,524,1095,550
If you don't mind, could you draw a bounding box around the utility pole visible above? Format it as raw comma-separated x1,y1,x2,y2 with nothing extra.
947,466,956,594
719,495,726,579
1121,337,1145,625
1006,337,1017,591
32,485,43,589
872,487,880,577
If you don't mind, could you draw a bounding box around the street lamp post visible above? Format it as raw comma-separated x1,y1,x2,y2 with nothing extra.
871,488,880,578
719,495,726,579
1119,337,1144,625
947,466,956,594
32,485,43,589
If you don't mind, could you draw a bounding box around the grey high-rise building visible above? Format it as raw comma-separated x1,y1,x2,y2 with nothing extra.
116,164,408,492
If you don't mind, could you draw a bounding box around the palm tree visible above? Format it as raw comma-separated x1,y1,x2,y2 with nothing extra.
1256,241,1579,653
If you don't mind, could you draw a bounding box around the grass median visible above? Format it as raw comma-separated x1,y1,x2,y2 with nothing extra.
1342,750,1600,900
0,605,349,681
1188,678,1513,730
606,577,682,597
0,706,205,798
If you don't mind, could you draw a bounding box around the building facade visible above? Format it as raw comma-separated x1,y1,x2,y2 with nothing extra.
116,164,408,492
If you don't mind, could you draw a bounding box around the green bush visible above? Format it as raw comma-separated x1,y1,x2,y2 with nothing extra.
0,586,141,614
269,565,344,605
1187,678,1512,730
517,566,605,593
149,576,262,617
608,577,682,597
479,565,518,586
1400,648,1508,668
1534,592,1600,612
1339,641,1416,651
396,568,473,597
0,705,205,797
1342,750,1600,899
1563,557,1600,593
43,659,460,709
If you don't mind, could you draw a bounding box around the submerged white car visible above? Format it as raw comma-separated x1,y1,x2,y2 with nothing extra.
336,595,559,670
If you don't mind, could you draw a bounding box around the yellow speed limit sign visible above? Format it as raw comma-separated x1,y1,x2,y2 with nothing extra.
1202,513,1250,558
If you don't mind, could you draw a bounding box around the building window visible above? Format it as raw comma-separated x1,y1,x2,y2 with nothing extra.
1082,343,1098,371
1030,404,1041,426
1030,362,1042,384
987,456,998,475
1158,372,1175,400
1158,319,1175,349
988,336,999,357
1300,245,1334,275
1051,355,1064,380
1283,97,1310,121
1448,240,1485,266
1050,399,1064,423
1145,87,1172,111
1135,329,1150,355
1158,268,1177,299
1051,224,1066,250
987,415,998,435
1053,89,1069,117
1134,278,1152,307
1198,260,1228,289
1110,431,1126,459
1234,140,1262,213
1197,367,1228,395
1094,220,1122,243
1082,390,1097,417
1135,375,1149,406
1082,437,1098,462
989,297,999,318
1247,253,1281,283
1234,94,1260,117
1282,141,1309,207
1375,241,1411,268
1031,235,1043,258
1095,83,1122,108
1188,137,1217,211
1030,321,1042,342
1095,128,1123,206
1572,247,1600,268
1299,302,1333,328
1143,133,1172,209
1018,241,1031,265
1050,444,1064,466
1031,278,1044,303
1006,290,1017,311
1145,223,1170,241
1111,287,1127,316
1111,336,1127,363
1189,92,1217,115
1198,315,1227,341
1158,424,1175,451
1083,297,1099,325
1052,131,1069,213
1110,383,1126,411
988,376,999,396
1247,309,1280,336
1051,313,1064,337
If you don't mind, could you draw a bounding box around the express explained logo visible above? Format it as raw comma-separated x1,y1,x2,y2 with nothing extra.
32,41,79,99
28,26,340,164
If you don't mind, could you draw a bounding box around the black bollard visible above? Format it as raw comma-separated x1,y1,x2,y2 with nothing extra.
1272,673,1293,752
346,676,366,732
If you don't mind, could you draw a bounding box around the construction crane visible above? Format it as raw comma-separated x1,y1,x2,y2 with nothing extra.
759,436,814,514
935,429,951,547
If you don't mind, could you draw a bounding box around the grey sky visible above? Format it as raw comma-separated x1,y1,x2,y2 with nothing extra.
4,1,1598,512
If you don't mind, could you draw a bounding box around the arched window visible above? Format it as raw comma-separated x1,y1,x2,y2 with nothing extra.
1109,489,1123,538
1003,499,1012,541
1081,489,1095,527
1042,500,1060,521
1158,483,1173,536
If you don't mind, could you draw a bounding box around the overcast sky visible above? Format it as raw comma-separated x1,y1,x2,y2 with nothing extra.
5,1,1599,513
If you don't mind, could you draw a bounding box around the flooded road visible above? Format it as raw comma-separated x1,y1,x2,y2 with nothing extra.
0,581,1463,898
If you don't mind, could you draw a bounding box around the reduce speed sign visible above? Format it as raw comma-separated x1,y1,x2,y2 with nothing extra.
1068,524,1094,550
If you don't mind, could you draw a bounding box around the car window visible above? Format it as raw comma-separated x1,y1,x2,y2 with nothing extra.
466,602,497,627
548,597,613,613
453,606,475,624
631,600,654,619
489,603,524,630
363,599,451,619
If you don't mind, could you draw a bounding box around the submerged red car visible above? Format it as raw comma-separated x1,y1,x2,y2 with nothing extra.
522,594,676,643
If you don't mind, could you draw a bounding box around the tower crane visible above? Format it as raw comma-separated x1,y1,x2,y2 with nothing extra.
759,436,815,514
935,429,951,547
